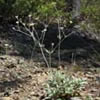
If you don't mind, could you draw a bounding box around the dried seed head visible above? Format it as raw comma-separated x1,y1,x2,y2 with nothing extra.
28,23,35,26
4,44,9,47
69,20,73,24
28,14,32,18
51,43,54,46
16,21,19,24
15,16,18,19
12,27,15,30
42,28,47,33
60,27,64,30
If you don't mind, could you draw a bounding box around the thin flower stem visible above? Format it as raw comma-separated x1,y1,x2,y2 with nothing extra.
39,44,50,68
49,53,52,68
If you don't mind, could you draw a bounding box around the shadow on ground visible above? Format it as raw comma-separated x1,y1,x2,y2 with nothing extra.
0,80,23,93
0,24,100,67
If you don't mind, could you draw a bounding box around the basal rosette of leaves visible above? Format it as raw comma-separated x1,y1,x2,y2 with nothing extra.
45,71,87,99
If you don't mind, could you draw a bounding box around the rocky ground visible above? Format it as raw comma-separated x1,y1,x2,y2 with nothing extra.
0,55,48,100
0,55,100,100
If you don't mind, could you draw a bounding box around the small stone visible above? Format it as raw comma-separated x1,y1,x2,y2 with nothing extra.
17,59,24,64
30,92,35,96
1,97,13,100
96,97,100,100
71,97,82,100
